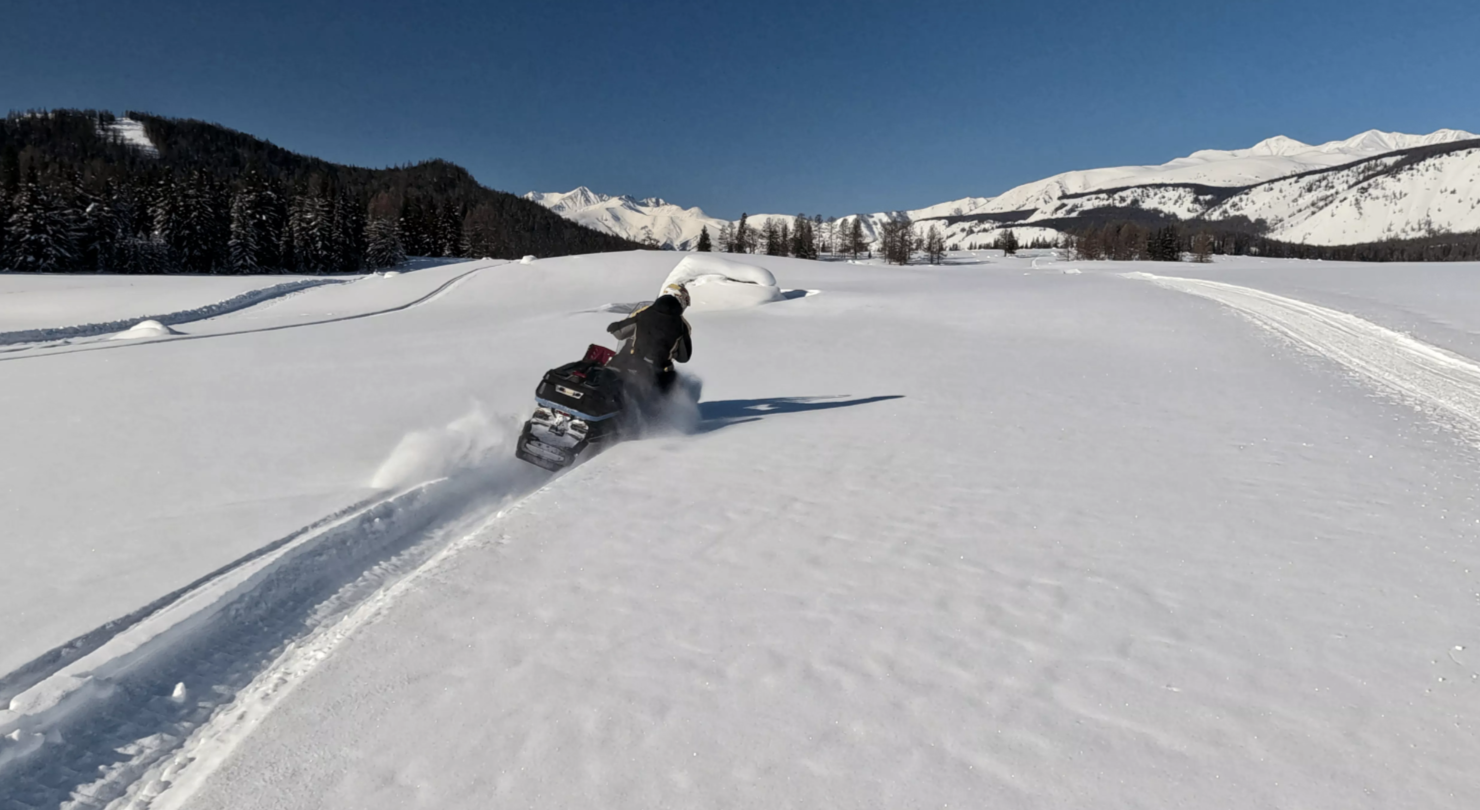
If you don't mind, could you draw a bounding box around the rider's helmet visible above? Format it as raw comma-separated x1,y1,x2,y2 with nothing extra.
661,282,691,310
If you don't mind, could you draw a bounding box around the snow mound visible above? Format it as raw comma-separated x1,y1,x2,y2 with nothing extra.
520,255,537,264
662,254,782,311
109,320,180,340
381,271,401,278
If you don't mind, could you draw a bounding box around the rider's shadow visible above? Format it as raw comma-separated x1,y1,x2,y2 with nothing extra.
696,395,904,433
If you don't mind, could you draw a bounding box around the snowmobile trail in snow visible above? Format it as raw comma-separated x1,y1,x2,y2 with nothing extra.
0,279,347,349
1130,272,1480,448
0,262,495,364
0,455,549,810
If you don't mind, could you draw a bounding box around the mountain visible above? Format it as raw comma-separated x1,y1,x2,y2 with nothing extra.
0,109,639,275
527,129,1479,253
523,187,728,250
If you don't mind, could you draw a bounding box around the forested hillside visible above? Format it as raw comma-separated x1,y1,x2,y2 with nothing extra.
0,110,639,274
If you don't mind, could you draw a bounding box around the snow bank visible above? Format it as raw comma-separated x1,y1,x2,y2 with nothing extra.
662,254,782,311
520,255,537,264
109,319,180,340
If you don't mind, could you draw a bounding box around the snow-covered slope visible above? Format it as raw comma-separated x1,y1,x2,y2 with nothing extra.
530,129,1478,250
4,253,1480,808
99,116,159,158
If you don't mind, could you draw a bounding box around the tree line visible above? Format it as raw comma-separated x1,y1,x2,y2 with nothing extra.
1,109,638,274
1063,218,1480,263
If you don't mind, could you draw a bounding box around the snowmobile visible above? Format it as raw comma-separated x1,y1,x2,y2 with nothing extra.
514,343,628,471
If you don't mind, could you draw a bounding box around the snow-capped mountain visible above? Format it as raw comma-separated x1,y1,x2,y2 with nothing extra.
528,129,1479,250
522,188,729,250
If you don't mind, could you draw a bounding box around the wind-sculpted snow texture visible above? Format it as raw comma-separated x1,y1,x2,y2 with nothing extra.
3,252,1480,809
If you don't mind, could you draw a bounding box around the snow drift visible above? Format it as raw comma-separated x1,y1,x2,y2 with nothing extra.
662,254,783,311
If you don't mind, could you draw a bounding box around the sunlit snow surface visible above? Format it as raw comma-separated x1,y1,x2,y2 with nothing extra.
1,252,1479,809
99,117,160,158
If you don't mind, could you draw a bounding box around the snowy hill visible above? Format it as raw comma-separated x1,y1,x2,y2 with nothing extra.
3,252,1480,808
529,129,1478,250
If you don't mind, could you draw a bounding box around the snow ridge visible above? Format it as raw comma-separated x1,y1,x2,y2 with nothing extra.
1133,273,1480,446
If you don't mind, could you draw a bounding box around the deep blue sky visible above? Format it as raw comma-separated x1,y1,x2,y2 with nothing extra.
6,0,1477,218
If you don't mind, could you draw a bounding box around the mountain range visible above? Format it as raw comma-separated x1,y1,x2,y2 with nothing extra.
526,129,1480,251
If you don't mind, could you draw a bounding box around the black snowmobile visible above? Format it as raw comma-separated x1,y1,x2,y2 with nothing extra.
514,343,627,472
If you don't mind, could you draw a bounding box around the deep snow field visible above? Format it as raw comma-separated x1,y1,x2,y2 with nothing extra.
2,250,1478,809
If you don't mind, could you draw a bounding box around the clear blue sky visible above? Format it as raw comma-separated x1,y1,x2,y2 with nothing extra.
6,0,1477,219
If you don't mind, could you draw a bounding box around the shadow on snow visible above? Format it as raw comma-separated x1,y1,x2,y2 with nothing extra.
696,395,904,432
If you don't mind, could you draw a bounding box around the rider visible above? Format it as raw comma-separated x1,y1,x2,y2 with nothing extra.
606,282,692,397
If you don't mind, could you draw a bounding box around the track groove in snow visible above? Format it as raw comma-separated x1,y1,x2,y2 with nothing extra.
0,454,545,810
1130,272,1480,446
0,263,494,364
0,280,345,348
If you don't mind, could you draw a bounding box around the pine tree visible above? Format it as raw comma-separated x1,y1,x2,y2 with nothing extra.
5,169,79,272
764,219,784,256
996,229,1019,256
925,224,947,264
847,217,866,259
879,215,915,265
717,221,734,253
790,214,813,259
288,178,336,272
695,225,712,252
437,201,464,258
461,203,500,258
228,173,283,273
732,214,749,254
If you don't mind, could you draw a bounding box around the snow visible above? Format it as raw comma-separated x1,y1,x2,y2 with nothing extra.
110,319,180,340
99,117,159,158
0,275,332,336
2,252,1480,808
660,254,784,311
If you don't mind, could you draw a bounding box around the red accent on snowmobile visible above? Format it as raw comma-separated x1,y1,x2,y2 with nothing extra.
584,344,616,365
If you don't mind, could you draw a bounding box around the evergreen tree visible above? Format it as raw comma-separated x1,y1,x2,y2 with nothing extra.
879,215,915,265
716,221,734,253
288,178,336,272
924,224,947,264
995,229,1019,256
437,200,464,258
790,214,815,259
365,191,406,269
334,186,366,272
847,217,867,259
732,214,749,254
461,203,500,258
5,169,78,272
764,219,785,256
695,225,712,252
173,170,227,272
228,173,282,273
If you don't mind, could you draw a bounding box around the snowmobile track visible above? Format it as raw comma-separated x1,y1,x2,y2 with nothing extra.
1131,272,1480,447
0,456,546,810
0,262,494,364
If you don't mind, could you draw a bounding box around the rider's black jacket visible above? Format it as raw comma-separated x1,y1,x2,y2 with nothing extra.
606,294,692,374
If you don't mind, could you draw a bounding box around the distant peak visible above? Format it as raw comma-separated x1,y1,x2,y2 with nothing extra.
1247,135,1311,156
